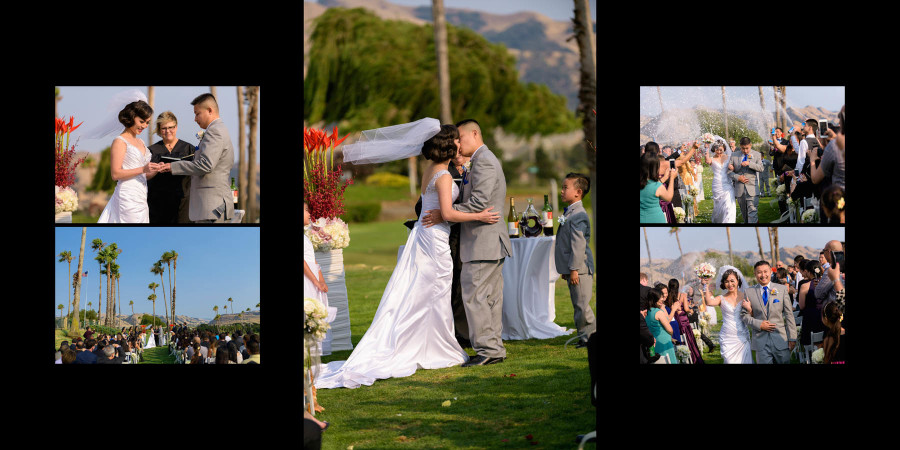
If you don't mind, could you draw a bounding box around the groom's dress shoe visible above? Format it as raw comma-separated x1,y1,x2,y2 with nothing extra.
461,355,505,367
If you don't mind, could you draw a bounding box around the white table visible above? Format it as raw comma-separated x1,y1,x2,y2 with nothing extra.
398,235,572,341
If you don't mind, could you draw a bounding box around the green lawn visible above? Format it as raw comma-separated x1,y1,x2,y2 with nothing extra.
691,163,784,224
313,218,597,449
139,346,175,364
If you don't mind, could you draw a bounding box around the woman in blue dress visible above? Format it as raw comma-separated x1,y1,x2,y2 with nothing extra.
655,282,680,345
646,287,678,364
640,152,673,223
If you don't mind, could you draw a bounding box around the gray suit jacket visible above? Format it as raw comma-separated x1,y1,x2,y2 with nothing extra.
452,145,512,262
170,118,234,222
729,150,764,198
554,201,594,275
740,283,797,351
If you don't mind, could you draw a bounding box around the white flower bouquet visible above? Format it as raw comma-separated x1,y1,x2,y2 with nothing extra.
673,207,685,223
801,208,817,223
811,347,824,364
304,297,331,341
675,345,691,363
775,184,786,201
55,185,78,214
305,217,350,251
694,262,716,280
702,133,714,143
688,185,700,197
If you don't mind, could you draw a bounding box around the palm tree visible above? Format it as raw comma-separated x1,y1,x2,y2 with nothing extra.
432,0,451,124
726,227,733,266
722,86,728,139
169,250,178,323
214,314,221,334
148,294,157,326
213,306,219,332
91,238,105,324
58,304,64,327
256,303,260,310
152,260,169,329
102,244,119,326
772,227,780,267
59,250,72,328
228,297,234,323
669,227,683,260
767,227,776,263
236,86,247,211
246,86,259,222
70,228,86,332
758,86,768,128
755,227,765,262
573,0,597,239
129,300,134,318
773,86,781,135
779,86,787,130
643,227,652,284
87,301,92,326
110,262,120,326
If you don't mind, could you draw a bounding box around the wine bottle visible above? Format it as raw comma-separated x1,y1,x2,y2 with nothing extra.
519,198,542,238
231,177,238,204
507,198,519,238
542,194,553,236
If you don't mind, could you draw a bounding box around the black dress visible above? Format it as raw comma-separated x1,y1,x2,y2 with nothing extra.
148,139,193,223
800,279,826,345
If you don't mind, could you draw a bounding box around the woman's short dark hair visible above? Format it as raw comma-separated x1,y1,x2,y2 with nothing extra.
647,288,664,309
719,269,743,290
421,124,459,161
804,260,821,278
640,152,661,190
118,100,153,128
216,347,230,364
644,141,660,156
776,267,788,281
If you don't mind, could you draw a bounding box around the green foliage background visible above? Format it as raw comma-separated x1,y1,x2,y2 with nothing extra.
304,7,579,141
696,110,763,145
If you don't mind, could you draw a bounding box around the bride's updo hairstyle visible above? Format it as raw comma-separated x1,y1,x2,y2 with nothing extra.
720,269,742,290
421,124,459,162
118,100,153,128
710,140,726,154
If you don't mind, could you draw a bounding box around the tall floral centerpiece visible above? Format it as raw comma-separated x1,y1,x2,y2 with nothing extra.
304,296,331,415
304,125,354,352
55,116,86,222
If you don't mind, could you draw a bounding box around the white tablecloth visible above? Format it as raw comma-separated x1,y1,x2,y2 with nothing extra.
398,235,572,341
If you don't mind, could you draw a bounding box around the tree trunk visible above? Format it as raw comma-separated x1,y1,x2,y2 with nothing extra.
66,259,71,329
246,86,259,223
408,157,419,198
780,86,787,130
643,227,652,284
433,0,452,124
657,86,664,113
236,86,247,212
161,273,169,330
210,86,217,100
758,86,768,128
674,230,683,259
147,86,155,147
767,227,775,263
574,0,596,257
726,227,733,266
773,86,780,134
755,227,765,261
722,86,728,139
773,227,780,266
69,227,87,332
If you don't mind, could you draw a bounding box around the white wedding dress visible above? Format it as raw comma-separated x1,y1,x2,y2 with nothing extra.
716,294,753,364
315,170,469,389
710,155,736,224
144,331,156,349
98,136,151,223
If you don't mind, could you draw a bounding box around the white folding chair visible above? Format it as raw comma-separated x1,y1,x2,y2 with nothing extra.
653,353,670,364
805,331,824,363
578,431,597,450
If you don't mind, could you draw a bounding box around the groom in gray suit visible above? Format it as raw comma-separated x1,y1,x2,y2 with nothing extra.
161,93,234,223
741,260,797,364
423,119,512,366
729,137,764,223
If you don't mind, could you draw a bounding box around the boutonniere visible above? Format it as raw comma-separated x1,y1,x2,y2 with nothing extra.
558,215,567,226
770,288,778,296
195,130,205,151
463,161,472,171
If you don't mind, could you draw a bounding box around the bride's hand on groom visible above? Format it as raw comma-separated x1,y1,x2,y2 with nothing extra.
760,320,777,331
476,207,500,224
742,299,752,312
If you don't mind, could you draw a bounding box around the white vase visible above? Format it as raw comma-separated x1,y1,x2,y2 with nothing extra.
55,211,72,223
314,248,353,352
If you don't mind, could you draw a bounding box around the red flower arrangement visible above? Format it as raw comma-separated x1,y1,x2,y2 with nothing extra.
55,116,87,188
304,126,353,219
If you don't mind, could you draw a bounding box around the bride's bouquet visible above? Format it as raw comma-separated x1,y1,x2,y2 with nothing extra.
673,206,685,223
305,217,350,252
701,133,715,143
693,262,716,281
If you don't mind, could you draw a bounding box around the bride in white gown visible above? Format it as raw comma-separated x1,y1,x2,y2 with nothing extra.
315,123,500,389
701,265,753,364
704,137,736,223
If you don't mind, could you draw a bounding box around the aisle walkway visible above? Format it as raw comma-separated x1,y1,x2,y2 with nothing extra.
139,346,175,364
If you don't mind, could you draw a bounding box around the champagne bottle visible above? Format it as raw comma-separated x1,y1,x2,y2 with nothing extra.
231,177,238,204
520,198,542,238
507,198,519,238
542,194,553,236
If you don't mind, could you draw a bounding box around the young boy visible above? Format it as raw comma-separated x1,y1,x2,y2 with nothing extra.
554,173,596,348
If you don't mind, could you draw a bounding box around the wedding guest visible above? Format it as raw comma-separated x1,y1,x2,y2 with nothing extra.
821,301,845,364
819,185,845,224
656,282,680,345
668,279,702,363
768,127,790,180
227,341,243,364
778,134,799,187
640,152,673,223
241,340,260,364
215,346,233,364
83,327,94,341
555,173,595,348
815,241,844,305
74,339,98,364
646,288,678,364
189,342,203,364
640,300,657,364
640,273,651,310
657,155,677,223
148,111,193,223
96,343,126,364
304,407,327,450
798,260,825,347
61,349,77,364
54,351,62,364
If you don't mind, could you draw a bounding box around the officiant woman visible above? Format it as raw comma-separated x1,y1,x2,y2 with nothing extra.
148,111,192,223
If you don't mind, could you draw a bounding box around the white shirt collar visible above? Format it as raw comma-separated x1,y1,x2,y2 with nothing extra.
205,117,220,129
470,144,486,161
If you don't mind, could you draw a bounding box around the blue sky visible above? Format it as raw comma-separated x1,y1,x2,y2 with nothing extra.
639,227,845,261
55,227,260,321
323,0,597,22
640,86,845,117
56,86,260,163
